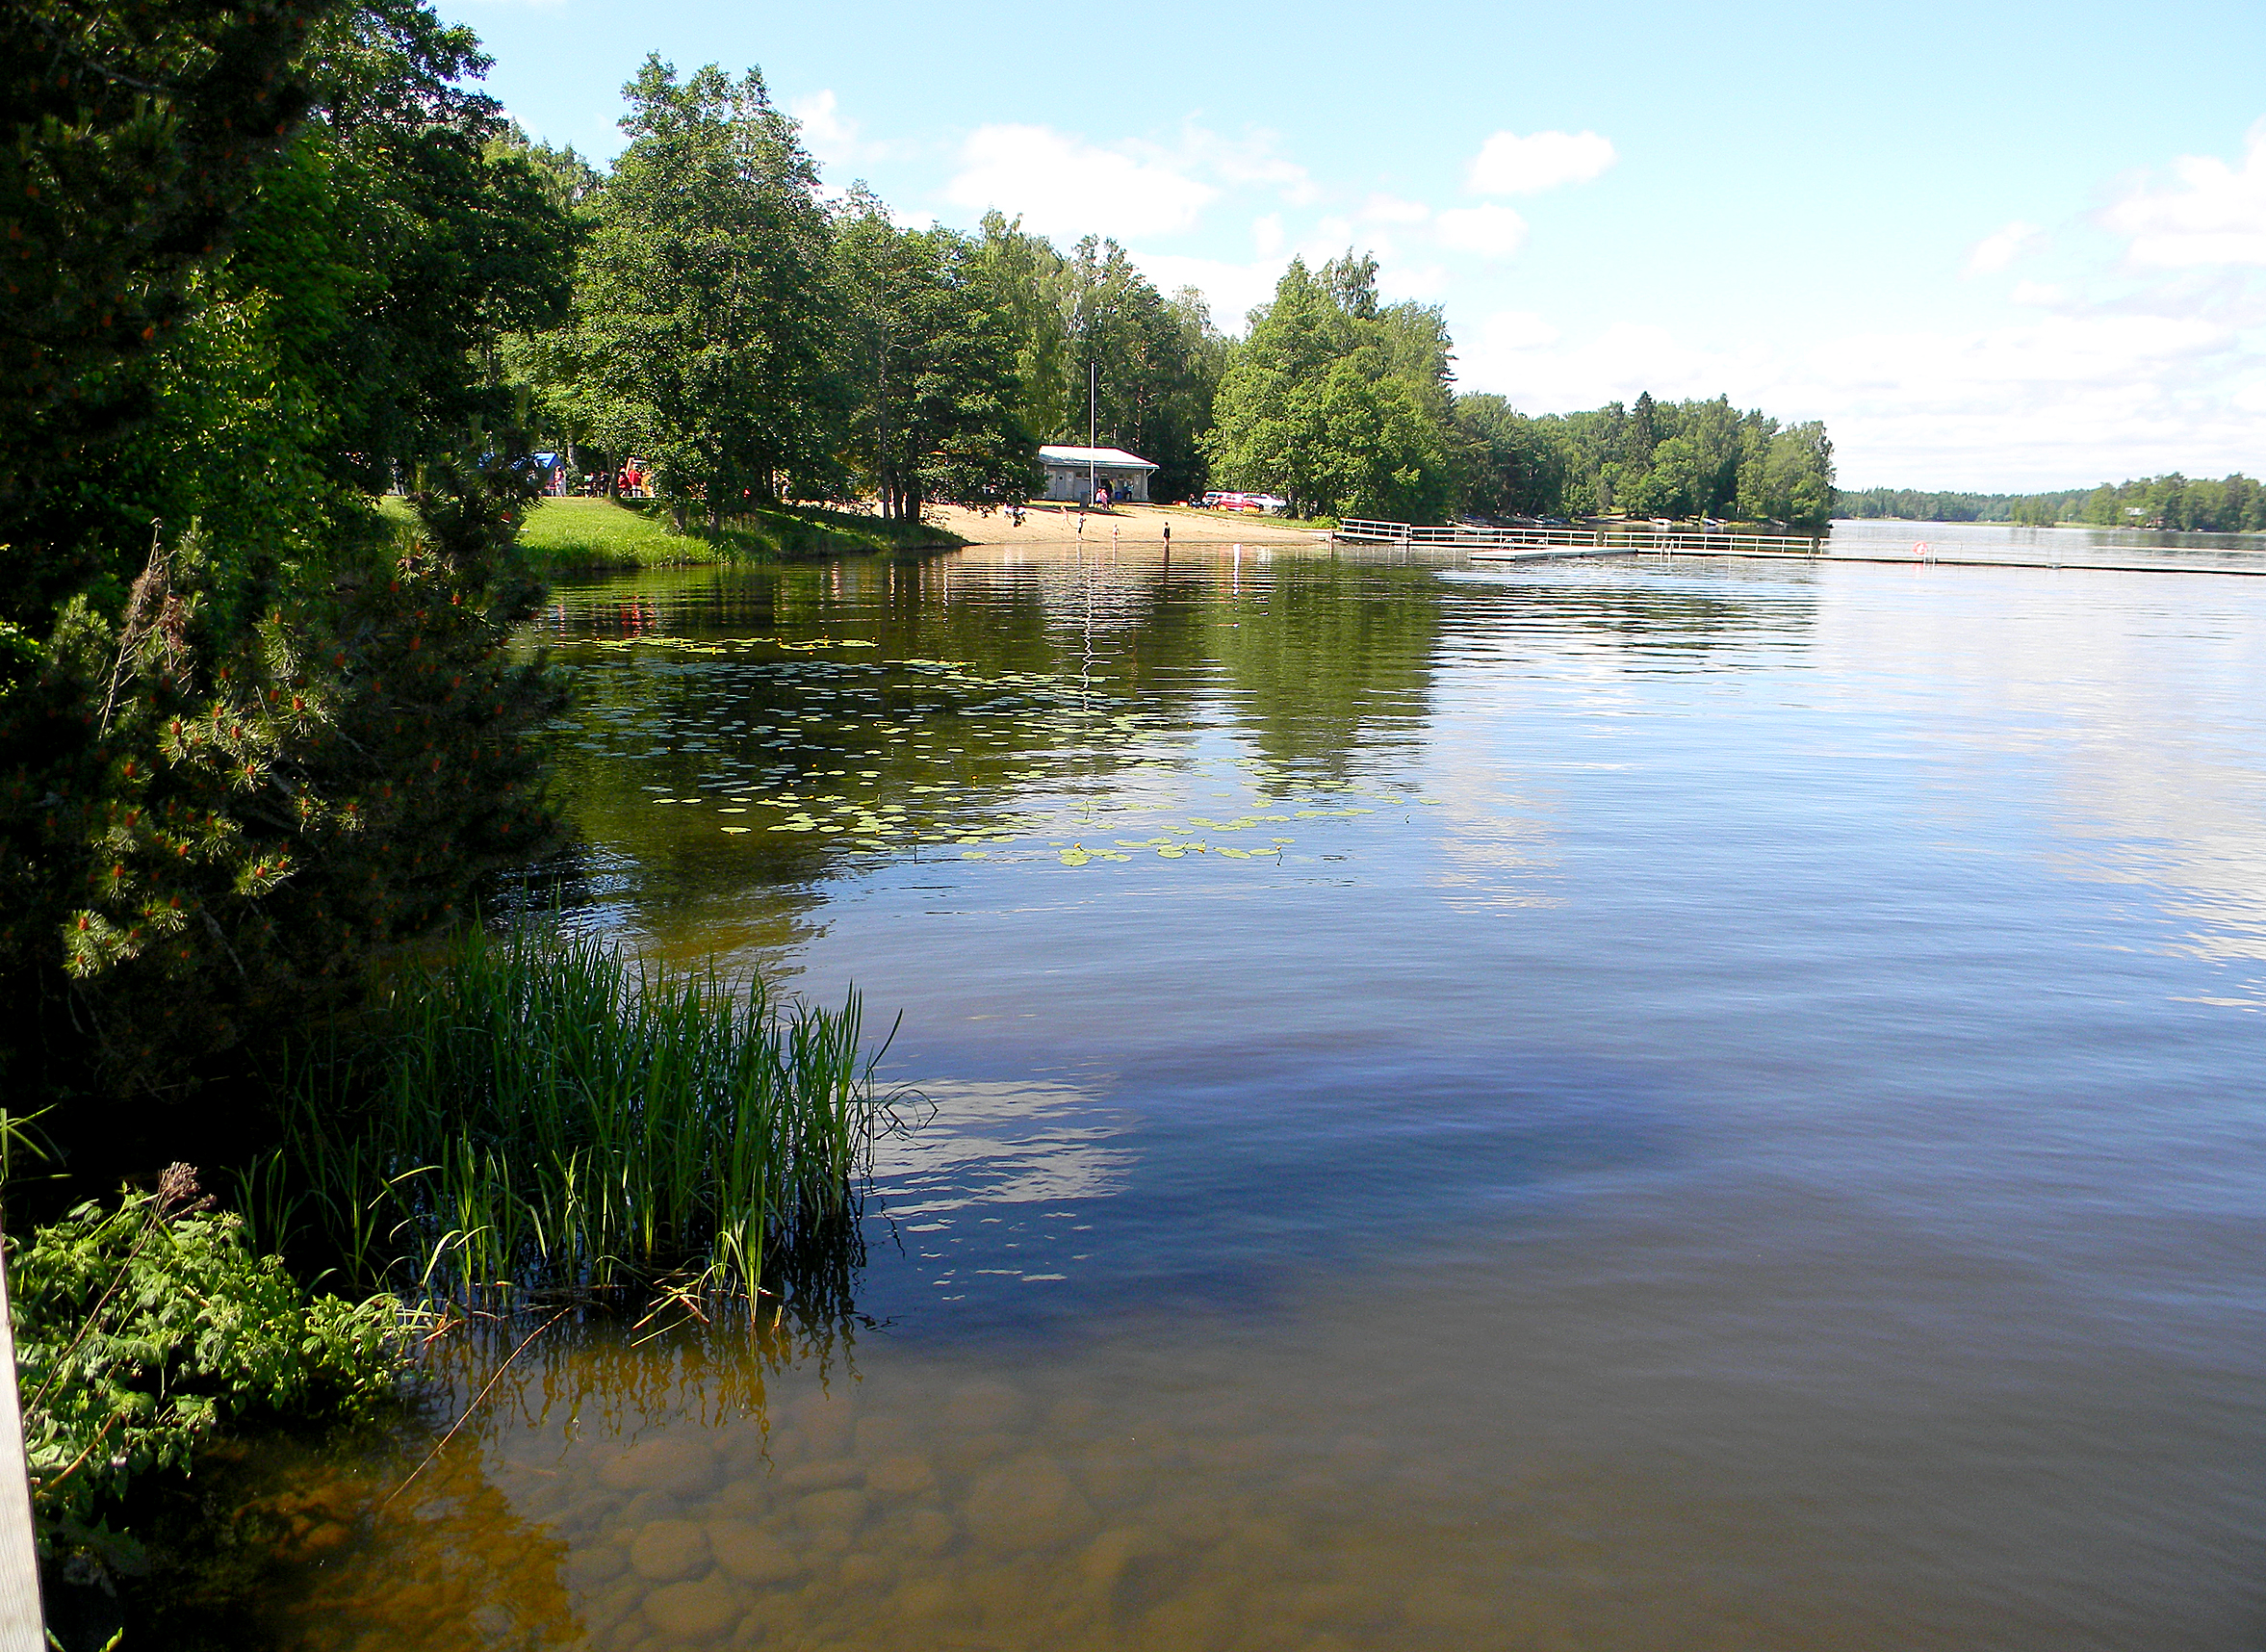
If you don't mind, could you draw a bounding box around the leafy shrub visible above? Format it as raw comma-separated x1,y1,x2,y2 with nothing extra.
10,1165,408,1552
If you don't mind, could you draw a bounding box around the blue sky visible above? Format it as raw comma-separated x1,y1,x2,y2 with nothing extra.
448,0,2266,491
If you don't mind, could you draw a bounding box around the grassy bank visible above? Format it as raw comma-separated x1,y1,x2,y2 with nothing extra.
380,495,964,572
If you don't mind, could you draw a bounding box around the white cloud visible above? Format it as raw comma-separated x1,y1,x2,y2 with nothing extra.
1379,263,1450,302
1790,309,2257,483
1965,219,2045,275
1450,296,2264,489
944,125,1219,242
2102,119,2266,267
1178,122,1320,205
788,90,859,172
1362,194,1431,224
1814,312,2230,397
1251,214,1284,258
1435,203,1529,260
1468,320,1773,411
1481,310,1562,351
1126,252,1288,330
2010,280,2067,307
1467,130,1616,195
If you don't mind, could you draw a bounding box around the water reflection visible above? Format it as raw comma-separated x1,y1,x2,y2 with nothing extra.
528,549,1817,950
349,545,2266,1650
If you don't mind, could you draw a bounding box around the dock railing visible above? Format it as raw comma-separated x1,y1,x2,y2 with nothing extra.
1334,518,1826,555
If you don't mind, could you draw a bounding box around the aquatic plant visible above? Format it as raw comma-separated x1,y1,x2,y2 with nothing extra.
279,923,897,1306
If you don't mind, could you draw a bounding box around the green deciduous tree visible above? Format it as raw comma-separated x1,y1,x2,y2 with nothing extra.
1459,392,1835,529
0,2,571,1168
1204,253,1456,519
568,57,840,526
972,217,1223,500
834,196,1039,521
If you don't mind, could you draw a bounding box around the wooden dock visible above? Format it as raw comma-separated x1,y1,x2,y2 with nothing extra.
1335,518,1824,556
1333,518,2266,578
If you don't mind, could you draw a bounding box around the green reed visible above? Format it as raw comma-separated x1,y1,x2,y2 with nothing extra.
280,924,896,1307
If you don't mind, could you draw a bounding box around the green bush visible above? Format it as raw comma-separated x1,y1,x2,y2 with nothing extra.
10,1165,408,1553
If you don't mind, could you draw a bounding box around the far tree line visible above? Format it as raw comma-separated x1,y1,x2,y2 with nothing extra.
494,60,1838,531
1836,476,2266,532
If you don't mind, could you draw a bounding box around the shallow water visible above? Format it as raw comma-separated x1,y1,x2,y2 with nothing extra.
282,541,2266,1649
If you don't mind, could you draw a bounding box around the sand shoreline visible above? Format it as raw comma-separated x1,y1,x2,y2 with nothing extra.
929,503,1330,550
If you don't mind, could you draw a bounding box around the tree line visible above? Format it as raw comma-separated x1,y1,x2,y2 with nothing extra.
2,0,1840,1170
1151,253,1838,528
1836,475,2266,532
500,60,1225,525
490,65,1837,530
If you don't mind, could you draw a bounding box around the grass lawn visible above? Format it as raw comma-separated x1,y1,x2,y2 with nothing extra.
379,496,963,572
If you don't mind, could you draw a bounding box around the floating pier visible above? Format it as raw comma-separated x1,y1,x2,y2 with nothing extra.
1335,518,1824,557
1332,518,2266,577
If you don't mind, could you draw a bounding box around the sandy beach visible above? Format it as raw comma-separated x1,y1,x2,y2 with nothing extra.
929,502,1330,549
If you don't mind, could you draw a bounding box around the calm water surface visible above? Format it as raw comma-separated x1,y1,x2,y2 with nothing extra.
287,536,2266,1650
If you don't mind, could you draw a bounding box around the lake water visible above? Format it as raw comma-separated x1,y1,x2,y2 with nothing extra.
279,528,2266,1650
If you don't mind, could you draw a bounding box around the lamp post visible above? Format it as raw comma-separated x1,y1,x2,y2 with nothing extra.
1087,359,1097,508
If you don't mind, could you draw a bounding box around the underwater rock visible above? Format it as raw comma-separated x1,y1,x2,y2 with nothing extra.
942,1381,1026,1432
709,1519,803,1586
603,1433,722,1497
1078,1525,1165,1604
778,1458,862,1492
863,1454,936,1497
644,1574,740,1639
629,1518,711,1582
794,1487,868,1532
963,1455,1092,1553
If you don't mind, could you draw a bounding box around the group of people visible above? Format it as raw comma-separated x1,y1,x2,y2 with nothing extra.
539,463,650,498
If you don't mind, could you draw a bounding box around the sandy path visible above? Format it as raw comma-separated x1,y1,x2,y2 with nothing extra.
929,503,1329,549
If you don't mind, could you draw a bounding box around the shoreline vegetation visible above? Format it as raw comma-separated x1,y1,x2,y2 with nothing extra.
271,923,899,1310
380,495,966,573
13,921,899,1647
1836,472,2266,532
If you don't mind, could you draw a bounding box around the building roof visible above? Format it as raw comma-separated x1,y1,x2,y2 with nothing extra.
1038,445,1158,471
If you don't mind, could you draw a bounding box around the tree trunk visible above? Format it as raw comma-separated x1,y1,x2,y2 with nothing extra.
874,334,893,522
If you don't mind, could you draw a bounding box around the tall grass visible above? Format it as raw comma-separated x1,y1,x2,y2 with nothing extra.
279,924,898,1307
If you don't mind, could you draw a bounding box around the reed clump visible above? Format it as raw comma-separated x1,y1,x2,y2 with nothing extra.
279,924,897,1306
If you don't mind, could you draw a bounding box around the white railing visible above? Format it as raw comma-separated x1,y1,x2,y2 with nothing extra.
1334,518,1826,555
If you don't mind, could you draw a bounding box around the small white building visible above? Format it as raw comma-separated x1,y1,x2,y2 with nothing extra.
1039,445,1158,505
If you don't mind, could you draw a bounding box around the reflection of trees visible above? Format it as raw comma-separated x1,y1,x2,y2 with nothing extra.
274,1307,863,1650
276,1433,579,1650
1206,560,1441,779
526,550,1814,950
